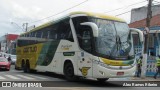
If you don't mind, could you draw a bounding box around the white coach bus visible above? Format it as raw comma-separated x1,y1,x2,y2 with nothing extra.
16,12,143,82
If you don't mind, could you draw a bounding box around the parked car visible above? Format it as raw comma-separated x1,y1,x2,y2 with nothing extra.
11,55,17,64
0,57,11,71
0,52,11,58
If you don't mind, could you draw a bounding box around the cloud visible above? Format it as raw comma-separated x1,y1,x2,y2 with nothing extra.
0,0,150,36
0,0,45,36
10,1,43,21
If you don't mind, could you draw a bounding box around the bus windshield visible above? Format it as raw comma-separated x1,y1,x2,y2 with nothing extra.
90,18,134,60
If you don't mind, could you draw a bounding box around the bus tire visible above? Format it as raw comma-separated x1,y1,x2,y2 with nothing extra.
30,69,37,73
26,60,30,73
23,64,27,73
97,78,109,82
23,60,30,73
21,60,25,70
64,62,77,81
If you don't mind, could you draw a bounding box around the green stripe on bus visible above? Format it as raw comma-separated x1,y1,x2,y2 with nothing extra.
37,40,60,66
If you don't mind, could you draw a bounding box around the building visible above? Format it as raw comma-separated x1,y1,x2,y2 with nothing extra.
0,34,19,55
129,14,160,56
129,4,160,76
129,4,160,56
131,4,160,23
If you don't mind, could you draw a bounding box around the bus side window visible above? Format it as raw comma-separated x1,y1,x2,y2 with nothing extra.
78,26,92,53
58,19,74,42
41,26,51,39
36,31,42,38
47,31,50,39
42,30,47,39
49,23,58,40
17,40,22,47
49,18,74,42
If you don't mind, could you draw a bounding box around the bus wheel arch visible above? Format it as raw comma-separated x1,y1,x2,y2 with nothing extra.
63,60,78,81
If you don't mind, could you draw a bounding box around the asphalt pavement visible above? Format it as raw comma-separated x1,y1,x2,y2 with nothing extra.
0,65,160,90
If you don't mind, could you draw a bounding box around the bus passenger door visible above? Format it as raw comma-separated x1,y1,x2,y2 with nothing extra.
77,29,93,77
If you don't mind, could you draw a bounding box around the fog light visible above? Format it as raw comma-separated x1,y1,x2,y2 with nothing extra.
99,71,104,76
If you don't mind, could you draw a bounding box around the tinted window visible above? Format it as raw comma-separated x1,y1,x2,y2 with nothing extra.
17,18,74,47
49,18,74,41
72,16,92,53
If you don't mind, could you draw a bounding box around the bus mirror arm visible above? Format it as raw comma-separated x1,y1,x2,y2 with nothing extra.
130,28,144,44
80,22,99,37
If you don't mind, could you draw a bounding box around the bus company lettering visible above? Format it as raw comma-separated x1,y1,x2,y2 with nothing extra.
109,61,120,65
61,45,72,50
16,49,21,53
23,46,37,53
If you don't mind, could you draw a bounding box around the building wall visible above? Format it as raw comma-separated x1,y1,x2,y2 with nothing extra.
129,14,160,28
0,34,18,54
1,41,7,52
0,35,7,52
131,26,160,56
131,5,160,23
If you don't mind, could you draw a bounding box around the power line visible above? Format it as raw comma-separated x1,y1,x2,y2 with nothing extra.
11,22,25,32
30,0,88,24
115,10,131,16
153,1,160,5
115,0,150,16
104,0,147,13
153,0,160,3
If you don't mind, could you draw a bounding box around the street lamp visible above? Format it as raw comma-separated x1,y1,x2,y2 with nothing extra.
11,22,25,32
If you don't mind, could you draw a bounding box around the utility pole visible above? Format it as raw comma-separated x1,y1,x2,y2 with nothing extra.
25,23,28,32
23,23,28,32
11,22,25,32
141,0,152,78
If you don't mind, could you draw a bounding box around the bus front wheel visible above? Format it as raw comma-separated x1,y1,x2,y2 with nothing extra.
64,62,77,81
21,60,25,70
97,78,109,82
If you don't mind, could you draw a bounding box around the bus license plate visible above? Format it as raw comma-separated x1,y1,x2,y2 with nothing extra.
117,72,124,76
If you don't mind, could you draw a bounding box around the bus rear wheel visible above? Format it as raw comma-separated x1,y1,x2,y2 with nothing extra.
97,78,109,82
21,60,25,70
64,62,77,81
23,61,30,73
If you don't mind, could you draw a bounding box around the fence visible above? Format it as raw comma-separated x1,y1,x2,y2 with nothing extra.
141,54,157,76
146,59,157,76
134,55,157,77
134,46,159,76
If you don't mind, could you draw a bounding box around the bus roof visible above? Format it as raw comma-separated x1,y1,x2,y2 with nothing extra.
20,11,126,36
70,11,126,22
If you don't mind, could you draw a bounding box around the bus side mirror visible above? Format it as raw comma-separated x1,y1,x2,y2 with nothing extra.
80,22,98,37
130,28,144,44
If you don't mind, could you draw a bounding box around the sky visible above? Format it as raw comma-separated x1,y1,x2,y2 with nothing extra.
0,0,159,36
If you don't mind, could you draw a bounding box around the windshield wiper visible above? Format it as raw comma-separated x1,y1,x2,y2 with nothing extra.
116,35,122,51
109,35,122,57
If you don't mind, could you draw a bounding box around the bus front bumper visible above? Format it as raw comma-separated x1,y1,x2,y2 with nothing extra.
93,63,136,78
